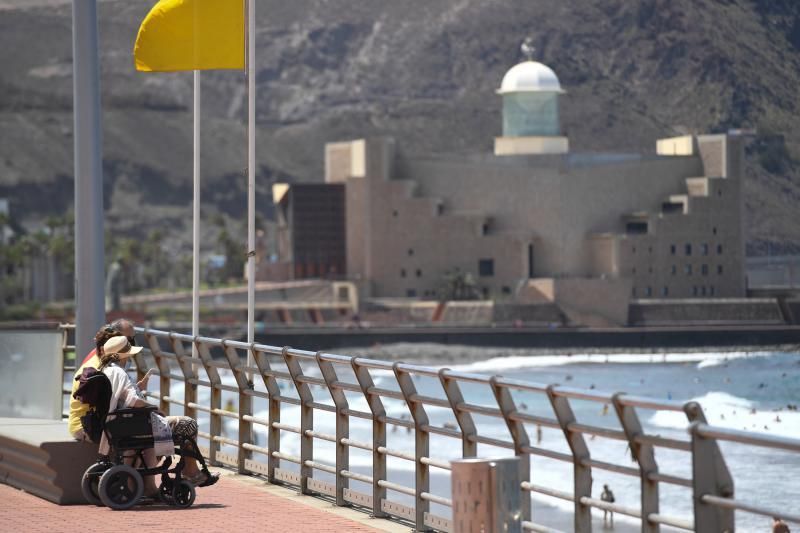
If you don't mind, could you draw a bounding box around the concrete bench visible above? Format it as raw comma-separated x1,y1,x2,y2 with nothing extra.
0,418,98,504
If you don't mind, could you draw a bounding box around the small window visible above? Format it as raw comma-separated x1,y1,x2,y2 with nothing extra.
670,244,676,255
717,265,723,275
632,287,637,297
481,223,489,236
392,210,398,217
701,264,709,276
415,269,422,278
661,286,669,296
478,259,494,277
671,265,677,275
701,243,709,256
685,243,692,256
717,244,723,254
712,227,718,235
692,286,698,296
406,289,417,297
700,286,706,296
717,188,722,197
400,268,406,278
645,286,652,297
501,286,511,295
685,264,692,275
436,203,444,216
408,248,414,256
709,285,715,296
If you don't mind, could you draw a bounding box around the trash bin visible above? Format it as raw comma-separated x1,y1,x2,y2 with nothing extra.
451,457,522,533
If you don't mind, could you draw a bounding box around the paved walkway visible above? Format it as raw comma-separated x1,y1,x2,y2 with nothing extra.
0,473,402,533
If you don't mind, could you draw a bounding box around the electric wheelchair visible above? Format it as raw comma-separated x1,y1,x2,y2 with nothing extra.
80,406,213,510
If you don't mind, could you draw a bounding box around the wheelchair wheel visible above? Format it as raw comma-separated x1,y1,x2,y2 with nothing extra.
171,480,196,508
98,464,144,510
80,462,109,506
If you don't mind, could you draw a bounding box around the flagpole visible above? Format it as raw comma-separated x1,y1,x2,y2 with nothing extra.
246,0,256,370
192,69,201,357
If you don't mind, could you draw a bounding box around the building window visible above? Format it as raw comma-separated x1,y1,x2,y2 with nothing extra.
701,264,709,276
670,244,676,255
400,268,406,278
693,286,698,296
502,286,511,295
712,227,718,235
479,259,494,277
645,286,652,297
701,286,707,296
406,289,417,297
717,244,723,254
416,269,422,278
685,264,692,275
709,285,715,296
392,210,398,217
685,243,692,256
718,189,723,197
661,286,669,296
671,265,677,275
437,203,444,216
632,287,637,297
481,223,490,236
717,265,723,275
408,248,414,256
701,243,709,256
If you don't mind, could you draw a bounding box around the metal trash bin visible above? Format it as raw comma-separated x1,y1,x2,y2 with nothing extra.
451,457,522,533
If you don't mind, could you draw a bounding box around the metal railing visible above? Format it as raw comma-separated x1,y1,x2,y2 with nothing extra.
61,325,800,532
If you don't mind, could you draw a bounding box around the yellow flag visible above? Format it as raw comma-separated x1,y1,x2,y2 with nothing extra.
134,0,245,72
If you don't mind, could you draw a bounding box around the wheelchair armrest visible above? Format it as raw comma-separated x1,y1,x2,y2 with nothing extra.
109,405,158,417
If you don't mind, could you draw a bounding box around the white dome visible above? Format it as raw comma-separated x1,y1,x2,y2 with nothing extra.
497,61,563,94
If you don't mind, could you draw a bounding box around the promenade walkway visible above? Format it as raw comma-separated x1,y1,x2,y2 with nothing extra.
0,472,405,533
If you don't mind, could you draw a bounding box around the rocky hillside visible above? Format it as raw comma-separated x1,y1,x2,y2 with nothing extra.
0,0,799,255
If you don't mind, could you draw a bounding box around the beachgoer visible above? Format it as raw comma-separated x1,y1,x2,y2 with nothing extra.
601,484,615,527
772,517,791,533
69,319,141,441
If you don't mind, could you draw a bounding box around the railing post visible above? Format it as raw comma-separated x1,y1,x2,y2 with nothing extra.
284,347,314,495
490,377,531,523
439,369,477,457
394,363,430,532
351,358,387,519
144,331,172,415
251,346,282,483
685,402,734,532
222,341,253,474
546,385,592,532
612,393,659,533
196,341,222,466
316,352,349,506
170,334,197,421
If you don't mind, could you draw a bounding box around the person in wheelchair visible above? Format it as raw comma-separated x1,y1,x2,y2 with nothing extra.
97,336,219,495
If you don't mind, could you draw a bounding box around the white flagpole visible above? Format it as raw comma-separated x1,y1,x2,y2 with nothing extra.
246,0,256,367
192,69,201,356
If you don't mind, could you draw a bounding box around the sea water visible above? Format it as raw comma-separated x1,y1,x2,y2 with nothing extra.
160,348,799,532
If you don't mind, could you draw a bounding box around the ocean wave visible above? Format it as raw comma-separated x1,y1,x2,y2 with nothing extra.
649,391,800,439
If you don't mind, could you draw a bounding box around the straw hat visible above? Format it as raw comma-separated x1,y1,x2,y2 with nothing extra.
102,335,143,357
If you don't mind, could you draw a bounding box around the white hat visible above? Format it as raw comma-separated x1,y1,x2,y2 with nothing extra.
102,335,143,357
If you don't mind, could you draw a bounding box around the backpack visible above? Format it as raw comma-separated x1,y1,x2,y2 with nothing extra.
73,367,112,443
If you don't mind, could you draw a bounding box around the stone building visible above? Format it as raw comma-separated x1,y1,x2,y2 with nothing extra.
272,51,746,319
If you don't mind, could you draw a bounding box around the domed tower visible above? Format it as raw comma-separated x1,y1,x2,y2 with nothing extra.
494,39,569,155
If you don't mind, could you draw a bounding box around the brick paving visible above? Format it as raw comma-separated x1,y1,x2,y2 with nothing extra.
0,476,381,533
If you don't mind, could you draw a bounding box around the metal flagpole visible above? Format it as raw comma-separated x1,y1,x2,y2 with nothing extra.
72,0,105,360
246,0,256,364
192,70,201,356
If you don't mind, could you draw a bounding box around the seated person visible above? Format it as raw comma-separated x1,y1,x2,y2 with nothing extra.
69,320,140,441
98,336,219,490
